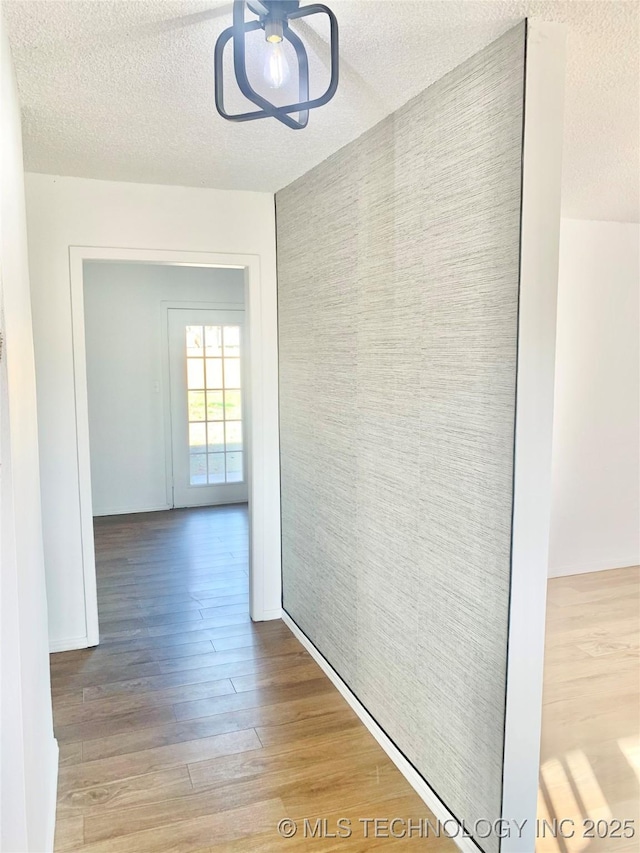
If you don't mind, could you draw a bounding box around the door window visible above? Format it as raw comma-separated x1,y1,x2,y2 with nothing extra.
186,325,244,485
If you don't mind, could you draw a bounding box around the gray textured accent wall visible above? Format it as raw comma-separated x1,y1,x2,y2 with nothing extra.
276,24,525,849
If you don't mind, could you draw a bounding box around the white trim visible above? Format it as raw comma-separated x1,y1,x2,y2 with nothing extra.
159,299,245,509
93,504,172,517
549,556,639,578
69,248,100,647
160,301,245,310
49,635,93,653
68,246,282,643
500,21,567,853
163,497,249,509
283,612,478,853
44,738,59,853
166,306,249,508
260,607,283,622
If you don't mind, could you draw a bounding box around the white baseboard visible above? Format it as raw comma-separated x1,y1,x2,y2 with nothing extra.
171,498,249,509
282,612,479,853
252,607,283,622
93,503,171,517
45,737,59,852
49,635,93,653
549,555,639,578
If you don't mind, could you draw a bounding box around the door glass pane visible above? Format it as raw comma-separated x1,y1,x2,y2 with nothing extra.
207,421,225,453
190,454,207,485
226,452,243,482
208,453,225,484
223,326,240,356
188,391,205,421
189,422,206,453
206,358,223,389
186,323,244,486
187,358,205,390
205,326,223,357
186,326,204,357
224,358,241,389
225,421,243,452
224,390,242,420
206,390,224,421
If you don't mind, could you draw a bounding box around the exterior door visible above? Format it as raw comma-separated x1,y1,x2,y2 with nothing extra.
168,308,248,507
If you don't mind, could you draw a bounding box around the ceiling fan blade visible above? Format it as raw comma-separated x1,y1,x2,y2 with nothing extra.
93,4,234,48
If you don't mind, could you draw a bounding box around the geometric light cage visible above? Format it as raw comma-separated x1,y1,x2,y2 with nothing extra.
214,0,339,130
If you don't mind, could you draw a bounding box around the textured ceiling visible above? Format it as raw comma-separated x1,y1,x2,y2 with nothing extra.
4,0,639,221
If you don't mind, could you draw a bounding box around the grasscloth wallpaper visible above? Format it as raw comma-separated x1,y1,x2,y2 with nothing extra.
276,24,525,849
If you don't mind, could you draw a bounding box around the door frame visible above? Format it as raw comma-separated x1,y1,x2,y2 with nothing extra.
69,246,282,645
161,302,248,509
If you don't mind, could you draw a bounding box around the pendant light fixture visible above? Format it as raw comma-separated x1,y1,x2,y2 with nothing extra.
214,0,339,130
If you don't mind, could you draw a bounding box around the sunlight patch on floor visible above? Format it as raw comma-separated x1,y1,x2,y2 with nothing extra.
618,736,640,784
539,749,614,853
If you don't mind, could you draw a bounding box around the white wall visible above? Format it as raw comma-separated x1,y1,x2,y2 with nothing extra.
549,218,640,577
84,262,244,516
0,17,57,853
25,174,279,651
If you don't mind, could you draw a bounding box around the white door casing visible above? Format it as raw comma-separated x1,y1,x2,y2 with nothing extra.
69,247,282,646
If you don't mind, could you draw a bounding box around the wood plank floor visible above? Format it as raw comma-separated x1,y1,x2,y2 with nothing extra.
50,507,639,852
539,565,640,853
51,506,454,852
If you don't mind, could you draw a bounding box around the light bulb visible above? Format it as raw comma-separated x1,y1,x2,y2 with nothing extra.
263,40,290,89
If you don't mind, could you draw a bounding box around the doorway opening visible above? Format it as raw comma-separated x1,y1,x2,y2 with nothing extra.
69,247,282,647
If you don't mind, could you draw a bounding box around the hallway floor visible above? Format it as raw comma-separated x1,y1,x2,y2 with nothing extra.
49,508,639,852
50,506,453,852
539,565,640,853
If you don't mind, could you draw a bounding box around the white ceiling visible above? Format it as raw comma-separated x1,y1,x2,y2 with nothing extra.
4,0,639,221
